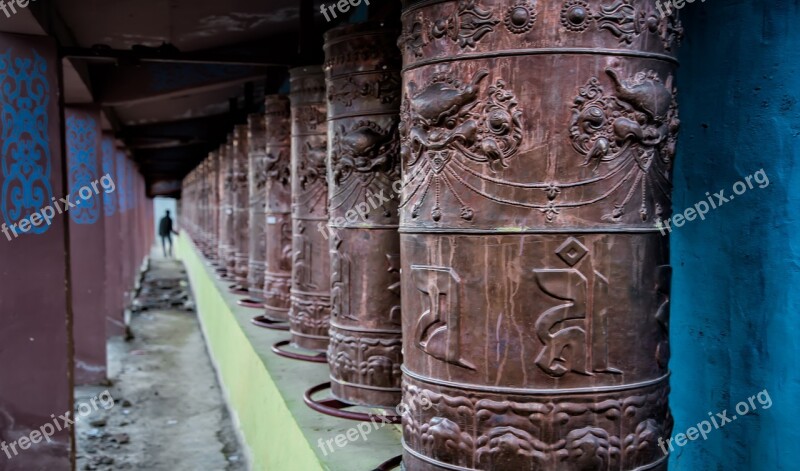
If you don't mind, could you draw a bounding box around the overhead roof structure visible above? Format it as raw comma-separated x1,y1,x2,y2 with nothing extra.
5,0,391,197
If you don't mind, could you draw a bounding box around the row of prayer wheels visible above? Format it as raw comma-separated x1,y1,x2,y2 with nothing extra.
181,1,681,469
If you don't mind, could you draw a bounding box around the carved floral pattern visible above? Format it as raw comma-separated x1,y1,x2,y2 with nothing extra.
402,380,672,470
327,331,402,389
431,0,499,49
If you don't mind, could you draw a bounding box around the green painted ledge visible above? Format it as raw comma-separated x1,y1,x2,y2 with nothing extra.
177,235,402,471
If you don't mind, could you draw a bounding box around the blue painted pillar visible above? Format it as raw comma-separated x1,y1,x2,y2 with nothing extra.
65,107,107,385
0,34,72,468
671,1,800,469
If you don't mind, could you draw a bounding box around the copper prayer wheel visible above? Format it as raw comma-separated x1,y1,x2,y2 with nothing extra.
262,95,293,321
398,0,680,469
323,23,403,407
201,157,213,256
219,135,236,271
202,152,214,258
289,66,331,351
209,150,220,261
233,124,250,287
247,113,268,293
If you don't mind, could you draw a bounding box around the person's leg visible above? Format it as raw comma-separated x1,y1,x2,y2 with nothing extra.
166,234,173,257
161,236,167,257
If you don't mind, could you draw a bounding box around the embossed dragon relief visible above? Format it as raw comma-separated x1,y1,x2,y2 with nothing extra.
264,149,291,188
402,381,672,470
251,155,269,193
399,0,682,57
295,139,329,215
399,67,678,223
330,120,400,216
400,69,523,222
327,331,402,388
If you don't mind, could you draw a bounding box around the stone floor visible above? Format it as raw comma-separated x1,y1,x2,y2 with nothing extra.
74,253,246,471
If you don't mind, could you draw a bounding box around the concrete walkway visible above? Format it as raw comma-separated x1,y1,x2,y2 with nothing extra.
75,254,246,470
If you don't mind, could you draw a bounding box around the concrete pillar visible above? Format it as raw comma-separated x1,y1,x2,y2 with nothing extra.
102,135,124,337
0,33,73,469
65,107,107,385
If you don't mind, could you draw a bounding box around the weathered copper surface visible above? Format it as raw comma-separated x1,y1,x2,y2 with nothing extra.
247,113,268,294
233,124,250,287
398,1,680,469
289,66,331,351
323,23,404,408
219,135,236,272
261,95,293,322
208,150,220,260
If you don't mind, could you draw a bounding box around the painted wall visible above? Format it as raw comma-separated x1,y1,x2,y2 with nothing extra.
670,1,799,469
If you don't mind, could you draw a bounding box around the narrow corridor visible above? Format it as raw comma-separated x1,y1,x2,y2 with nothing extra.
74,255,244,471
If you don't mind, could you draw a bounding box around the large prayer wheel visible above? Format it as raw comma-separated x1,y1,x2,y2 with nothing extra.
219,135,235,271
205,154,217,258
247,113,268,293
209,150,220,260
233,124,250,287
262,95,293,322
289,66,331,351
323,23,403,407
398,0,680,469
